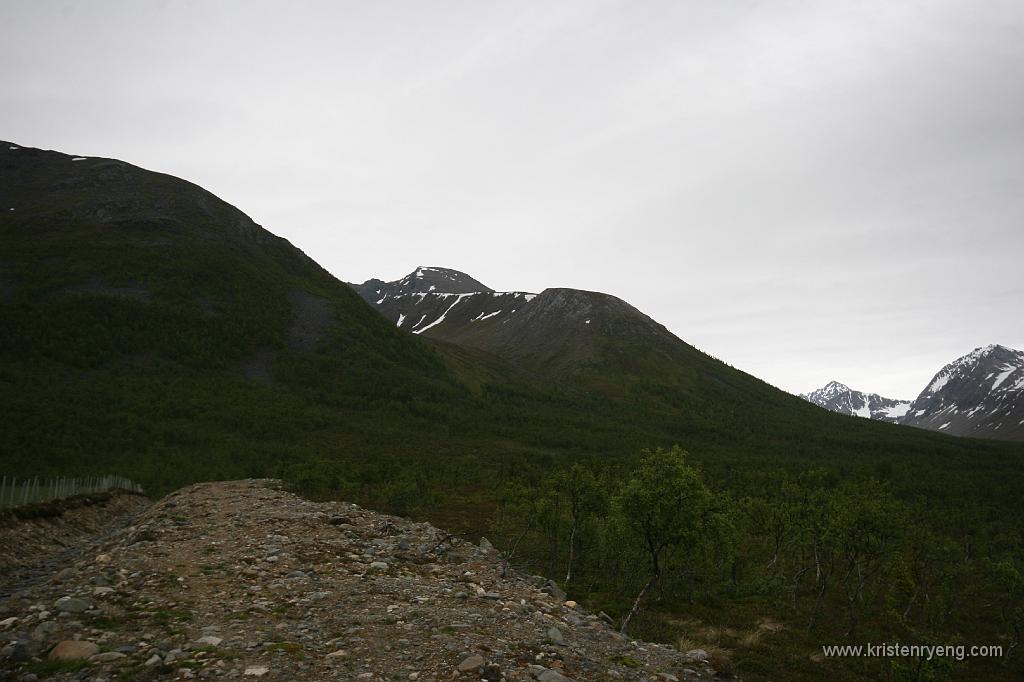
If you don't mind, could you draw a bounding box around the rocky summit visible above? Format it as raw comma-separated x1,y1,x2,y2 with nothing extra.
902,344,1024,440
0,480,724,681
800,381,911,424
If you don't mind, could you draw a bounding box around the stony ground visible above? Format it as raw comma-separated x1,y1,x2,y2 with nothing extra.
0,493,149,595
0,480,727,681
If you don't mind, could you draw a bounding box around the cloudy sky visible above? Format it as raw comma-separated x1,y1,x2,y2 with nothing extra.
3,0,1023,397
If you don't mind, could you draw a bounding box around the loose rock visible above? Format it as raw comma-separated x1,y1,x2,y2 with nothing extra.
48,640,99,660
457,653,486,672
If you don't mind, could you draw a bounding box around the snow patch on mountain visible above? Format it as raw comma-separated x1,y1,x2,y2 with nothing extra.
801,381,911,424
902,344,1024,440
413,293,476,334
804,345,1024,440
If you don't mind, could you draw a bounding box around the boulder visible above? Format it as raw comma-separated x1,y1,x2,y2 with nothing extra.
546,626,566,646
54,596,91,613
49,640,99,660
457,653,485,672
541,580,567,602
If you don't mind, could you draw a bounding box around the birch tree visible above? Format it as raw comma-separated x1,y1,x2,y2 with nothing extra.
613,446,712,633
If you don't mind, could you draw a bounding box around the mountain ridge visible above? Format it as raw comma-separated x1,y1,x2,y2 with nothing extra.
354,268,719,387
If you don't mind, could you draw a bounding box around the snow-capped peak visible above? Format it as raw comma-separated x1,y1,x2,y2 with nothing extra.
820,380,851,395
802,381,910,424
903,344,1024,440
803,344,1024,440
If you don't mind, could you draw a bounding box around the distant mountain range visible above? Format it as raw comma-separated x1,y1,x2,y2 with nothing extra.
803,344,1024,441
801,382,911,424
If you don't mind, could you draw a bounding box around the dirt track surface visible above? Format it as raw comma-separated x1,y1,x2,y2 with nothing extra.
0,480,723,681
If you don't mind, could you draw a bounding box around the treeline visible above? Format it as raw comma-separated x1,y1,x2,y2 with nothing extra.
0,474,143,509
491,449,1023,681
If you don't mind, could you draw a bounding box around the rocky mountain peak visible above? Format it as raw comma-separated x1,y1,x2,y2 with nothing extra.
396,267,493,295
903,344,1024,439
816,381,851,397
803,344,1024,440
352,267,495,306
801,382,911,424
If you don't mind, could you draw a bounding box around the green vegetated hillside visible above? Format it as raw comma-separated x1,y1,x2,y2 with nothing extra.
1,142,1022,681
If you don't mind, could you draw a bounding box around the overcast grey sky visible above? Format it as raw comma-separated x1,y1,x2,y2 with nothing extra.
3,0,1023,398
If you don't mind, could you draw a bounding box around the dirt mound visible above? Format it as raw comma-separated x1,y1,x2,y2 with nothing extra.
0,480,726,680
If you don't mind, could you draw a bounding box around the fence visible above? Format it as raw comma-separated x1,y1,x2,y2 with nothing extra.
0,475,144,510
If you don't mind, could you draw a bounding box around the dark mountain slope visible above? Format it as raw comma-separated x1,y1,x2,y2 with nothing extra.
357,270,799,407
0,142,455,385
0,141,489,489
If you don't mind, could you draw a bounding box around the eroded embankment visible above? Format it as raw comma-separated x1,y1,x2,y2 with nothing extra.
0,492,150,596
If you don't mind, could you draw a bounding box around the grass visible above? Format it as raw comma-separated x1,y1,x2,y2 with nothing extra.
266,641,305,660
608,654,642,668
24,659,91,676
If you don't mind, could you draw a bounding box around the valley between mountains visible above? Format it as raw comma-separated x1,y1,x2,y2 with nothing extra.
2,141,1024,682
